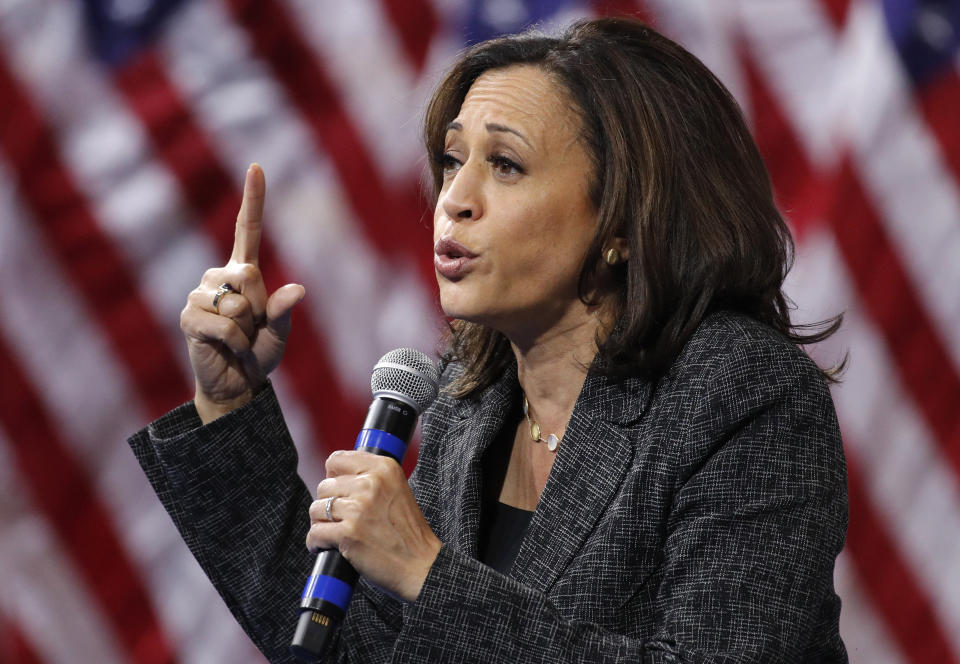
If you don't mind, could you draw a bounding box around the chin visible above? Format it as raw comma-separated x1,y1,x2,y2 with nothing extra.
438,286,475,321
437,284,525,334
439,296,496,329
440,303,482,325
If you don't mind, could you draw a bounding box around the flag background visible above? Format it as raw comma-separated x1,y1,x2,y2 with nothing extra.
0,0,958,662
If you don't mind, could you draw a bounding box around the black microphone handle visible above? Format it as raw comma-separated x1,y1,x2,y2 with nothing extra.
290,396,418,663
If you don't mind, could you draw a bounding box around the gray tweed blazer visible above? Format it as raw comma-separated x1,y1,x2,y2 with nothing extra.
129,311,848,663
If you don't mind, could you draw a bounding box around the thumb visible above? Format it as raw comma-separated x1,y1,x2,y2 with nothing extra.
265,283,306,339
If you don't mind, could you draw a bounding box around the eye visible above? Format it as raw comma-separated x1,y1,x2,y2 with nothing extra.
435,153,462,178
488,155,524,179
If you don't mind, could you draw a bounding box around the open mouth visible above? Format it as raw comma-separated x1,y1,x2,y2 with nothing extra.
434,238,477,260
434,238,478,279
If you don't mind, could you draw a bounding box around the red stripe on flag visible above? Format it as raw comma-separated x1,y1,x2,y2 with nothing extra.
741,43,960,478
224,0,434,283
0,53,190,419
742,36,960,658
593,0,657,22
829,157,960,472
379,0,440,72
819,0,853,30
845,455,958,663
818,0,960,209
741,50,830,241
917,66,960,194
0,619,43,664
112,50,365,452
0,336,177,664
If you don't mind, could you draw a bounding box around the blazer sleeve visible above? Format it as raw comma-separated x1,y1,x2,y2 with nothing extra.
394,340,847,663
127,384,406,664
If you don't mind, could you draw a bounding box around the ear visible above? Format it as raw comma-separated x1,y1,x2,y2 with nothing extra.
606,237,630,263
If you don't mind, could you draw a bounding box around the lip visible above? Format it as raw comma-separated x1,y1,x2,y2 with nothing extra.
433,238,478,280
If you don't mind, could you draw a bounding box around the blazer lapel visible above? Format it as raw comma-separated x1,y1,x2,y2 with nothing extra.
437,369,519,557
510,371,652,593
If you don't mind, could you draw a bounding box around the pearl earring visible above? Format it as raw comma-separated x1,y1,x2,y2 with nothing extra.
604,248,621,266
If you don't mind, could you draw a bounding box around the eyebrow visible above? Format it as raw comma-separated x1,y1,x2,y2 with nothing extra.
445,121,532,148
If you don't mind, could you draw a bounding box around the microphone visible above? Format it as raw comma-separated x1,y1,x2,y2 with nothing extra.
290,348,440,662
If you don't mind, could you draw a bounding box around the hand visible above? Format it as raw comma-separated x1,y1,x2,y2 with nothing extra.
307,451,443,602
180,164,305,423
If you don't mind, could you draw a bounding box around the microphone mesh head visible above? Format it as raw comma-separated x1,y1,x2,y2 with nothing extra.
370,348,440,414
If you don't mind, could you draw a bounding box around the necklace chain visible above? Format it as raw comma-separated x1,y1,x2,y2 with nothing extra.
522,395,560,452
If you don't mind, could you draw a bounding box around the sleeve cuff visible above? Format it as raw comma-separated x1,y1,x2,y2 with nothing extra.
127,382,299,532
144,382,280,446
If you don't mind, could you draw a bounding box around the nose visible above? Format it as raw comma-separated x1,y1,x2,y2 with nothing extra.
440,164,483,222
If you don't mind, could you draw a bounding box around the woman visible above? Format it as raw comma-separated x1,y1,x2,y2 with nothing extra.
130,17,848,663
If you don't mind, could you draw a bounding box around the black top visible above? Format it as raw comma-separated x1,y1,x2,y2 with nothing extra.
476,402,534,574
479,501,534,574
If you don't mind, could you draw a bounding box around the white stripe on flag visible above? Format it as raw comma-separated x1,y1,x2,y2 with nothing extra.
841,1,960,371
738,0,845,168
2,0,328,484
0,0,199,372
741,0,960,371
0,429,127,664
834,552,906,664
648,0,749,110
0,157,257,664
282,0,427,183
160,0,442,396
788,227,960,653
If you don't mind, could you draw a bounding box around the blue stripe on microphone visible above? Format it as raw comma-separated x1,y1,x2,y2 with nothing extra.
301,574,354,611
354,428,407,460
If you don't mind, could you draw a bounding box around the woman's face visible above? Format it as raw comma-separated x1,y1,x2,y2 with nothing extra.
433,65,598,342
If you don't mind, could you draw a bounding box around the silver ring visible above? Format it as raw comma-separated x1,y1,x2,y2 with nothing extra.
212,282,236,311
324,496,337,522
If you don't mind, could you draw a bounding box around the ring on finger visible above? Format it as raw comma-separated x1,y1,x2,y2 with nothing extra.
212,282,236,312
324,496,338,522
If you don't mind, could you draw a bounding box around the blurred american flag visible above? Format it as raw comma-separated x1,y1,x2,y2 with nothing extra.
0,0,957,662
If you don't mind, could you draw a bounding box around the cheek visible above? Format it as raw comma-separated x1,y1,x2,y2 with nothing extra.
432,205,446,240
533,220,595,283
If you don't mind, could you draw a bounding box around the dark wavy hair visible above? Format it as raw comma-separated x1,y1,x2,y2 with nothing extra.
424,17,842,397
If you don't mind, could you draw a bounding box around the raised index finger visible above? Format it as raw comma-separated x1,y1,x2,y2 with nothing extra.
231,163,265,265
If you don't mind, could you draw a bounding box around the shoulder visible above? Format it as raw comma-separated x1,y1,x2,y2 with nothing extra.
603,311,829,423
661,310,829,404
645,311,840,458
681,310,814,369
649,311,843,485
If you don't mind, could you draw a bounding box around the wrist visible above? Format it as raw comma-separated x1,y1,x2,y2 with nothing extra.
194,386,254,424
403,537,443,602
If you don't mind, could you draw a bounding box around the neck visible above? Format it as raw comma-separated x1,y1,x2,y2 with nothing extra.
508,306,611,439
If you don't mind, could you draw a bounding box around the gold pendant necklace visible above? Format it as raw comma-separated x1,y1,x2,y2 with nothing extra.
522,395,560,452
